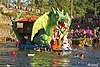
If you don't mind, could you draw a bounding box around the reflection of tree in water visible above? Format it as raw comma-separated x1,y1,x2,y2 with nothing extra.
51,52,60,67
61,58,70,67
51,51,71,67
52,58,60,67
31,52,52,67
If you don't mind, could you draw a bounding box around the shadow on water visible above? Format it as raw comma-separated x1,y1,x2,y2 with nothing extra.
0,42,100,67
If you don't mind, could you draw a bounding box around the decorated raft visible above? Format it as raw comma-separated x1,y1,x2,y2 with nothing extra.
12,8,71,50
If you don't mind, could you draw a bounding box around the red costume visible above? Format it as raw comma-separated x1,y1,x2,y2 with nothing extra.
54,27,60,39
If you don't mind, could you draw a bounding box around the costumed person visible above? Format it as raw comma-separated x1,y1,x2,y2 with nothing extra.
62,33,72,52
24,35,28,44
15,39,20,47
62,38,72,51
53,26,60,45
47,44,52,52
24,35,31,45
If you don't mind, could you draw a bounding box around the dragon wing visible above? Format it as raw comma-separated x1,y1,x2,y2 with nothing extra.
31,12,49,41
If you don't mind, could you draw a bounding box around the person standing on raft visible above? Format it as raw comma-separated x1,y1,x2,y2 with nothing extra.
53,26,60,45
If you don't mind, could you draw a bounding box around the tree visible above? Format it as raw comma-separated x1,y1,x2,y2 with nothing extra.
35,0,39,7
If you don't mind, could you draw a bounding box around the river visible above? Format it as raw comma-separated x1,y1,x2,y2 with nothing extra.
0,42,100,67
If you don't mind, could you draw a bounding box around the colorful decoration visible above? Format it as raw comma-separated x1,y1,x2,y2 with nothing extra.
31,8,71,49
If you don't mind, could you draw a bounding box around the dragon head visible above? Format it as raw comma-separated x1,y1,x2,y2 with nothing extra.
49,8,71,31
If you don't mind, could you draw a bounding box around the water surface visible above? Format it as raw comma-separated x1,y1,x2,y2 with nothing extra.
0,42,100,67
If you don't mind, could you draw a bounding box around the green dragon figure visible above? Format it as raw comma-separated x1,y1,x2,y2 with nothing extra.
31,8,71,46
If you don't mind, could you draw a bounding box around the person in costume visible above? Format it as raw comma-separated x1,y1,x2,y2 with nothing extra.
53,26,60,45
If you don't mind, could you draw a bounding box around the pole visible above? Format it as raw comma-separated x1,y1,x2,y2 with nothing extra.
94,0,96,15
70,0,73,17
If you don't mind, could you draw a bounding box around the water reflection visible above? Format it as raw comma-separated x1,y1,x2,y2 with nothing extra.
51,52,61,67
51,51,72,67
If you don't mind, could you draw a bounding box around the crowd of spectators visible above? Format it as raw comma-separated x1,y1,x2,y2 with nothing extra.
68,16,100,46
1,2,41,13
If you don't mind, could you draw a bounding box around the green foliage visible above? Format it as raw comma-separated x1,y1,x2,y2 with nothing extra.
2,0,100,17
35,0,100,16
